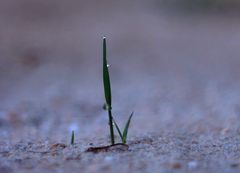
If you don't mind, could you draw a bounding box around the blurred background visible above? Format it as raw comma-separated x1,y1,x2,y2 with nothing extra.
1,0,240,143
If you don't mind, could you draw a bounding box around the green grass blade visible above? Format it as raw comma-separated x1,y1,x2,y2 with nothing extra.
71,130,75,145
103,37,115,145
108,110,115,145
122,112,134,144
103,37,112,108
112,117,124,141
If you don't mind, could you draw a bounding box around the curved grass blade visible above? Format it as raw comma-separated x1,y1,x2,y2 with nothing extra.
122,112,134,144
113,112,134,144
112,118,124,141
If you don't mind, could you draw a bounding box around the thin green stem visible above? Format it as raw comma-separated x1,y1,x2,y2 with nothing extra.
108,109,115,145
71,130,75,145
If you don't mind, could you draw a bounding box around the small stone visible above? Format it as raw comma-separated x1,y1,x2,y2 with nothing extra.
188,161,198,169
104,156,114,162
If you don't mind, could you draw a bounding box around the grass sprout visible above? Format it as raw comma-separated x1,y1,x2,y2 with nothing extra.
113,112,134,144
102,37,133,145
71,130,75,145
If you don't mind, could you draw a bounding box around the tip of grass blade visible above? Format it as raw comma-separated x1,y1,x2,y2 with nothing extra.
103,36,112,107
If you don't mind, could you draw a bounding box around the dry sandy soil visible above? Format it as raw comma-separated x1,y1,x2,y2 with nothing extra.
1,132,240,173
1,0,240,173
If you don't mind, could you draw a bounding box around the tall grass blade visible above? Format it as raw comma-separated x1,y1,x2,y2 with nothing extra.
103,37,112,108
103,37,115,145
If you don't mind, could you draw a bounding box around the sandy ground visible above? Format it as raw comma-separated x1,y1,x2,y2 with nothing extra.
1,0,240,172
1,132,240,173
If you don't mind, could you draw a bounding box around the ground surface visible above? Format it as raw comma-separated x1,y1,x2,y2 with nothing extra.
1,0,240,173
1,132,240,173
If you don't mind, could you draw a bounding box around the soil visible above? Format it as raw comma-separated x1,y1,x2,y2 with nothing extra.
1,1,240,173
1,133,240,173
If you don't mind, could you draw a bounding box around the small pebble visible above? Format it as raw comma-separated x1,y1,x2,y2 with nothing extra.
188,161,198,169
104,156,114,162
